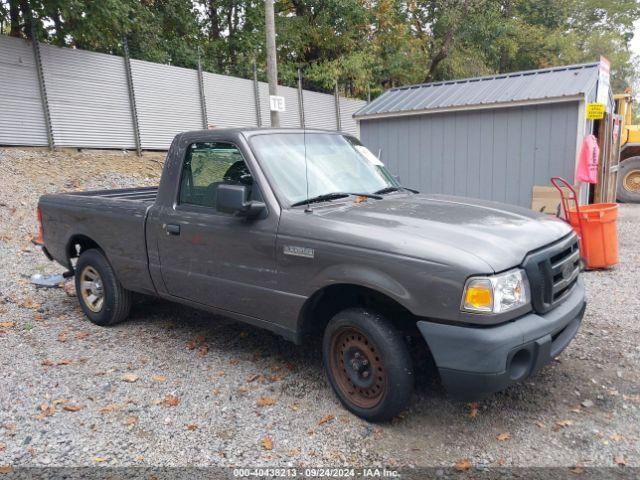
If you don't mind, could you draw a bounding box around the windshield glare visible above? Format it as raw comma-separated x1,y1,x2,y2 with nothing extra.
250,133,399,206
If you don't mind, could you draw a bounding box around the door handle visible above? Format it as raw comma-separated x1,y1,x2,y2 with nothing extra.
164,223,180,235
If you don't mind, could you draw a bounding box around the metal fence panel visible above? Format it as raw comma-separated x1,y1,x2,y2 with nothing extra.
258,82,272,127
131,59,203,149
303,90,338,130
279,85,301,127
339,96,365,138
203,72,257,128
39,43,136,149
0,37,364,150
258,83,302,128
0,35,48,146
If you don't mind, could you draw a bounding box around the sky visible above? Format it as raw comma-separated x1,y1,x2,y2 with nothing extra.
633,20,640,59
630,20,640,92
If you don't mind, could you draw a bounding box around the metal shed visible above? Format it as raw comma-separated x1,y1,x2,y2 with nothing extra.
355,62,612,208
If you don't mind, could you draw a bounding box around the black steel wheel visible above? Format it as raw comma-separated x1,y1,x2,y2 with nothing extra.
330,326,386,409
323,308,413,422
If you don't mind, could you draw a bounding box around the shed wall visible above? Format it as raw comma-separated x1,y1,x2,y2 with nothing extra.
360,102,580,207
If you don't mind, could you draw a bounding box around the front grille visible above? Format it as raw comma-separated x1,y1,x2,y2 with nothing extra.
522,234,581,314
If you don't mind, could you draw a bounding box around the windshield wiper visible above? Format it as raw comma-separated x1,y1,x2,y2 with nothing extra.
291,192,382,208
374,186,419,194
374,186,402,195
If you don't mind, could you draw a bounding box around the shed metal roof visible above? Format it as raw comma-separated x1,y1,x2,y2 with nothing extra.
355,62,599,119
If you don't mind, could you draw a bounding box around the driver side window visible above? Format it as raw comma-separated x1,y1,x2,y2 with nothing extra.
179,142,253,209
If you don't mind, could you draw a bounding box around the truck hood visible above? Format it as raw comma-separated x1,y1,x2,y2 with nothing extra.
312,193,573,272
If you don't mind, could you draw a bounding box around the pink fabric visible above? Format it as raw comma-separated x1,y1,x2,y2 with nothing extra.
575,134,599,184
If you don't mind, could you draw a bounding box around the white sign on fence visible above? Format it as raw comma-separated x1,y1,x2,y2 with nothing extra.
269,95,286,112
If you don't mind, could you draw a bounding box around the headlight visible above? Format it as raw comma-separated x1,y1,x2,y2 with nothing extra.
461,269,529,314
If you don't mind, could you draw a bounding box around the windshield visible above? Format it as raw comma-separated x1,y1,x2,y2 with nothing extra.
249,133,400,206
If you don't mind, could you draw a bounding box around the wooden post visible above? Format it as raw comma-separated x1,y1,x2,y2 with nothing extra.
264,0,280,127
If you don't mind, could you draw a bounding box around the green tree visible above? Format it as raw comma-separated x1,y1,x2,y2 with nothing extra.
1,0,638,97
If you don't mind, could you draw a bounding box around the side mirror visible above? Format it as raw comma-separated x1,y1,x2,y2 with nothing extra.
216,184,265,217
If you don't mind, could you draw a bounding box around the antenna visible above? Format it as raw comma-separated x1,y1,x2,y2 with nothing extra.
303,127,311,213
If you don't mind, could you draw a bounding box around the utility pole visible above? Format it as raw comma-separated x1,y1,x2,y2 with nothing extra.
264,0,280,127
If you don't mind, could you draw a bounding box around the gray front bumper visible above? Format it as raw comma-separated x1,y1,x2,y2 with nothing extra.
417,278,586,400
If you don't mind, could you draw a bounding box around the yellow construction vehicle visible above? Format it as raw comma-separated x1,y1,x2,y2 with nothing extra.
614,92,640,202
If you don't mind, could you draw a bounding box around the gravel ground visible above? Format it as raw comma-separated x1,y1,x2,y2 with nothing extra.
0,147,639,472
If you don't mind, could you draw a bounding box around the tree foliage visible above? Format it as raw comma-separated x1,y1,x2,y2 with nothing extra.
1,0,638,97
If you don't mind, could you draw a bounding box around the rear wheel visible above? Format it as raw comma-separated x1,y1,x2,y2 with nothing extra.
617,156,640,203
75,249,132,326
322,308,413,422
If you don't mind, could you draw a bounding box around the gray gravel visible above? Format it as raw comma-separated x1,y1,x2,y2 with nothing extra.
0,147,639,470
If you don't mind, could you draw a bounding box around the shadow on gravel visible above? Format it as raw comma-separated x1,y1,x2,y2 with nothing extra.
126,295,325,374
123,297,457,404
104,295,569,423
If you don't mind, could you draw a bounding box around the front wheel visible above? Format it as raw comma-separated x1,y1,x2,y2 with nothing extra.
75,248,132,326
322,308,414,422
617,156,640,203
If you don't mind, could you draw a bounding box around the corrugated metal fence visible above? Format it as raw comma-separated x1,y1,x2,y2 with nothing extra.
0,36,49,146
0,35,365,150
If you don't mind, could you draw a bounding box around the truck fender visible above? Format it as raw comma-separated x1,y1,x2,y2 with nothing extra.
64,231,106,266
307,263,414,309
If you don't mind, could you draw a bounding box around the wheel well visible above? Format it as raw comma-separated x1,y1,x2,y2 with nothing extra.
67,234,103,262
620,149,640,162
298,284,418,342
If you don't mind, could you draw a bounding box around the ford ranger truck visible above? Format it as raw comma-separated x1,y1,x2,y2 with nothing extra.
37,128,586,422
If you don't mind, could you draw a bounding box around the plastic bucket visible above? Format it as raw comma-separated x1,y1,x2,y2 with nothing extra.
567,203,619,269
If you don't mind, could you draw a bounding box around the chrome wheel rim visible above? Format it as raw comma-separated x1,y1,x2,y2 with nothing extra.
80,266,104,313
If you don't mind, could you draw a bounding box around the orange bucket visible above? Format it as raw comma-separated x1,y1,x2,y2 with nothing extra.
567,203,619,269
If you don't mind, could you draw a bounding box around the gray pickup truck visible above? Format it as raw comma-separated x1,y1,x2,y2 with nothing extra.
37,128,585,421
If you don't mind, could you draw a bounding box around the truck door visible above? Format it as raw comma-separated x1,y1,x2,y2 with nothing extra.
154,141,279,320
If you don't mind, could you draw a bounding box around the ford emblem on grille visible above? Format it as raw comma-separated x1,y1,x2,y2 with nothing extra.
562,262,573,280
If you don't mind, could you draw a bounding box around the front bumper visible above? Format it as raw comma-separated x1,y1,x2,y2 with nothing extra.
417,278,586,400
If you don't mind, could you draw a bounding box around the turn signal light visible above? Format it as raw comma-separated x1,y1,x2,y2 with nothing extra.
464,284,492,310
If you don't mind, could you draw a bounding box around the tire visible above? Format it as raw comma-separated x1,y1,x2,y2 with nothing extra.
617,156,640,203
322,308,414,422
74,248,132,326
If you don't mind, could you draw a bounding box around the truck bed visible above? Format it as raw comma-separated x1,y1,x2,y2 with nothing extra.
64,186,158,204
39,185,159,295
